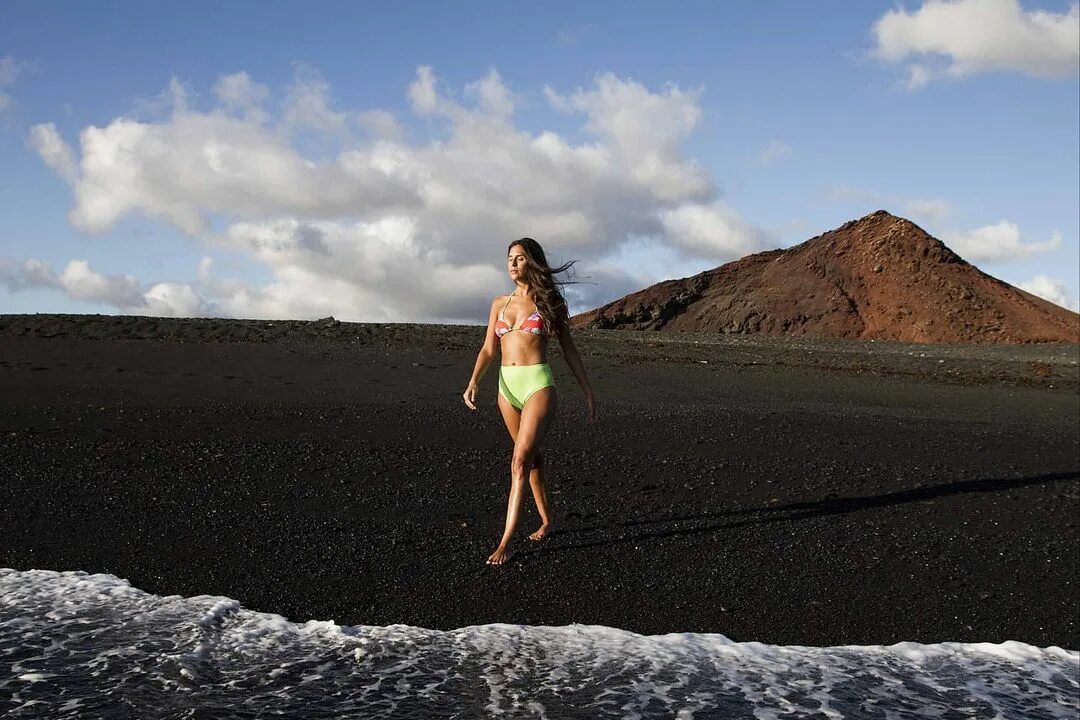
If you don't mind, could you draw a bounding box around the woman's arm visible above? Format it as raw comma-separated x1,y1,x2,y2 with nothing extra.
557,322,598,422
463,298,501,410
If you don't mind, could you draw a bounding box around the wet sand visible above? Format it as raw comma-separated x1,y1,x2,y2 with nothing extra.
1,314,1077,647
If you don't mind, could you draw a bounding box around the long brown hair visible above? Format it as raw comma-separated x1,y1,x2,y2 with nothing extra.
507,237,580,338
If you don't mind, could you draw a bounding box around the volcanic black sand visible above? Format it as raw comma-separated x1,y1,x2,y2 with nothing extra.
1,314,1078,648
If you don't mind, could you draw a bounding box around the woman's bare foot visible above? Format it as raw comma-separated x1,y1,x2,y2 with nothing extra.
487,545,511,565
528,524,554,541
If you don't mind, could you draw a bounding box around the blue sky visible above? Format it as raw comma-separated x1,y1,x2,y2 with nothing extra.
1,0,1077,321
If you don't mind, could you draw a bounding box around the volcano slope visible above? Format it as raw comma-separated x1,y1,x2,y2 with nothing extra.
573,210,1079,345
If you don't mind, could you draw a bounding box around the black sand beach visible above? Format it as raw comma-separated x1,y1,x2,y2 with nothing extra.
1,314,1078,647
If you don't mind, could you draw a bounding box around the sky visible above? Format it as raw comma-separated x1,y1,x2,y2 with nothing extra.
0,0,1077,323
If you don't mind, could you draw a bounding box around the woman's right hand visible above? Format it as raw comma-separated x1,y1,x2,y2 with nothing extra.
463,381,479,410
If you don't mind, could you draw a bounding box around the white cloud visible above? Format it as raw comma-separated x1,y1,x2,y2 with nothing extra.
544,72,709,201
464,68,516,123
0,258,57,290
755,140,791,168
28,124,78,183
212,72,270,124
408,66,440,115
212,216,508,321
872,0,1080,88
658,203,767,260
152,76,191,116
281,63,348,135
142,281,210,317
28,66,769,320
1016,274,1080,311
197,256,213,280
58,259,143,305
941,221,1061,262
1,258,212,316
30,111,419,235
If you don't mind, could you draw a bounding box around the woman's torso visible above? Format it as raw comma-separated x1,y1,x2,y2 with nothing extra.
495,293,550,366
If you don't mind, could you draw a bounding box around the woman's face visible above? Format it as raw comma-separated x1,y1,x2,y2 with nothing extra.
508,245,527,280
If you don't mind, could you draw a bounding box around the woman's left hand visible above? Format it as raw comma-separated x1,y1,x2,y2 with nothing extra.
585,390,599,423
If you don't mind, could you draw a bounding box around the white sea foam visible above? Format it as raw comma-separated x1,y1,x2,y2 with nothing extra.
1,568,1077,719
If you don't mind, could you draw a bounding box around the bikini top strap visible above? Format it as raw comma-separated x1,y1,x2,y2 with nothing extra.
499,291,515,320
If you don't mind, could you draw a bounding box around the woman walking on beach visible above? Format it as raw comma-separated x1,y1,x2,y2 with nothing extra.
463,238,598,566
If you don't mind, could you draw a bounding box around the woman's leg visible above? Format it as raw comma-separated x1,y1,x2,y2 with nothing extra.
527,451,553,540
489,386,557,565
497,388,553,541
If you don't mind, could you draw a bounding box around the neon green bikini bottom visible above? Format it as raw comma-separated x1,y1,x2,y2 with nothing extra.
498,363,556,410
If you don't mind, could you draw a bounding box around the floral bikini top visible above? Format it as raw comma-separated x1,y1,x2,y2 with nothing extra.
494,291,547,338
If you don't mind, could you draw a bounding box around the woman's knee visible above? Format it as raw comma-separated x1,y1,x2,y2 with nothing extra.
511,447,536,476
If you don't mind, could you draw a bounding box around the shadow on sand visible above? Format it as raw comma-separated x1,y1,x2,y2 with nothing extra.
523,470,1079,556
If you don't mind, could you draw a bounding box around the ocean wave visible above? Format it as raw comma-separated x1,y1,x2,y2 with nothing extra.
1,568,1076,719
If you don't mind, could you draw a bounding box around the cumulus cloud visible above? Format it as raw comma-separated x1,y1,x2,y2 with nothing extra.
941,221,1061,262
30,110,420,235
28,65,769,321
58,259,144,306
408,66,440,115
142,281,210,317
28,124,78,183
197,255,213,280
212,216,507,321
0,258,55,290
1016,274,1080,311
281,63,349,136
212,72,270,124
658,203,767,260
871,0,1080,88
464,68,516,123
0,257,212,317
545,72,710,202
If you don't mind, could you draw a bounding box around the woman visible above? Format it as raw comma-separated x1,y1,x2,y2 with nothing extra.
462,238,598,565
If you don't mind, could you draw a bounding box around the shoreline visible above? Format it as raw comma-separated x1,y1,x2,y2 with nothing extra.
7,566,1080,653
